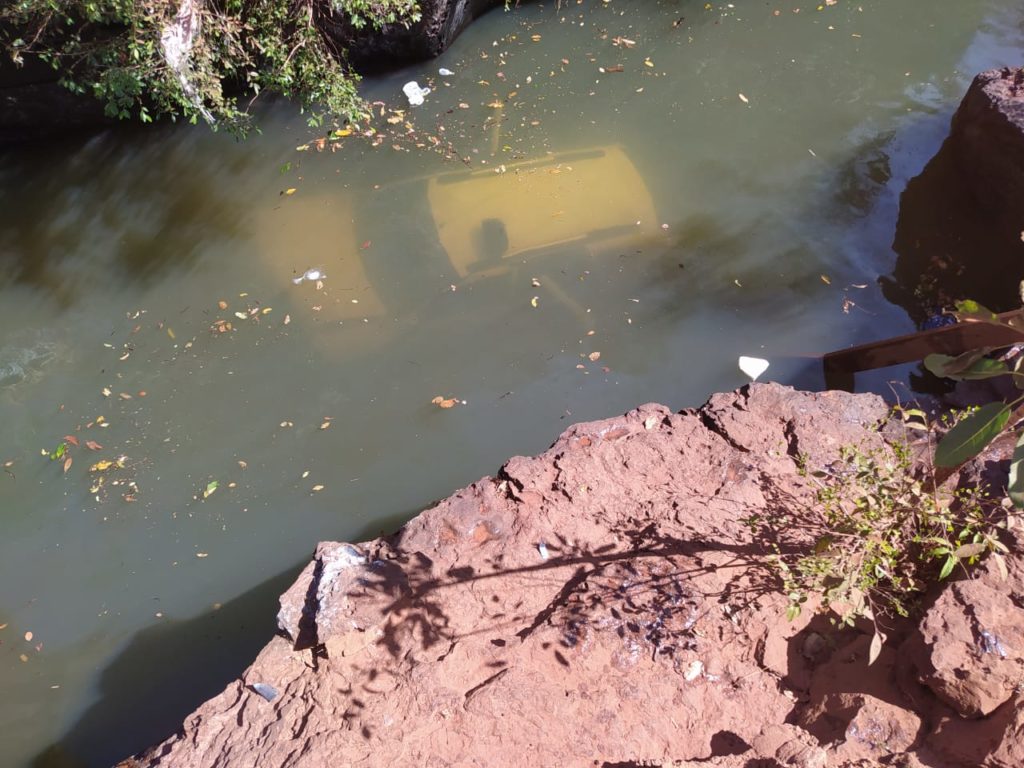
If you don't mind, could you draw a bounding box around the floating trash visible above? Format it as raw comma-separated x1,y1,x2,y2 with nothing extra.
402,81,431,106
439,68,454,76
250,682,279,701
738,356,770,382
292,268,326,285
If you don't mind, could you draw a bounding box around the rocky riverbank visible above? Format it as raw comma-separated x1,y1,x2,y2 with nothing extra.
121,384,1024,767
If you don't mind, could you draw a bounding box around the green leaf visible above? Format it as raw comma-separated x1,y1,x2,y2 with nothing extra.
868,629,886,666
203,480,219,499
954,300,999,324
924,351,1007,380
939,554,956,580
935,403,1011,467
953,542,987,558
1008,431,1024,509
924,349,987,377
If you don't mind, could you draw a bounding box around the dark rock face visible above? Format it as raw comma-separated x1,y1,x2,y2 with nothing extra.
0,57,110,144
882,67,1024,325
324,0,503,72
950,67,1024,234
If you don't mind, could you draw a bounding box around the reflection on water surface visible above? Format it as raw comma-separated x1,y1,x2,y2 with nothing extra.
2,1,1024,765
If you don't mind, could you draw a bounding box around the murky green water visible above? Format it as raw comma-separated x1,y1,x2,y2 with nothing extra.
1,1,1022,764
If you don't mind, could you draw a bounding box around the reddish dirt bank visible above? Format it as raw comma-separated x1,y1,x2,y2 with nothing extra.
122,384,1024,767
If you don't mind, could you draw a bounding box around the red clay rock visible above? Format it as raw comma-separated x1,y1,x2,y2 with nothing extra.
124,384,1024,768
907,557,1024,718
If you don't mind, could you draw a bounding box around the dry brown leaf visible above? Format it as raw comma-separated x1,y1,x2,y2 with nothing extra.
63,456,72,474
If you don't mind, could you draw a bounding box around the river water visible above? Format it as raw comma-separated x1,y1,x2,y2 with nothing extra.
1,1,1022,765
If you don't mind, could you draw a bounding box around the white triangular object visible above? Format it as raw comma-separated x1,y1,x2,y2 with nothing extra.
738,356,770,381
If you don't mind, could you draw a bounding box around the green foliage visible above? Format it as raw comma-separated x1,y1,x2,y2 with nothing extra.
934,402,1011,468
925,299,1024,486
753,444,1010,632
1,0,422,133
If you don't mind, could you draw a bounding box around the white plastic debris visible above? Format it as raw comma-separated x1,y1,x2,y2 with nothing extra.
160,0,214,124
250,682,278,701
292,268,326,285
537,542,550,560
403,81,431,106
683,660,704,681
738,356,770,381
439,67,454,76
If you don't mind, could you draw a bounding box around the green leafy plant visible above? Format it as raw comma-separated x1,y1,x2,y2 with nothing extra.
751,439,1014,663
923,298,1024,502
1,0,422,134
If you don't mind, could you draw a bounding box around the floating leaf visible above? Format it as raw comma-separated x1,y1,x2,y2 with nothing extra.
203,480,219,499
85,440,103,451
63,456,72,474
935,403,1010,467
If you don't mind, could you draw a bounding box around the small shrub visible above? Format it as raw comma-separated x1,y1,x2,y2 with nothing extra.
749,439,1012,660
1,0,423,133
